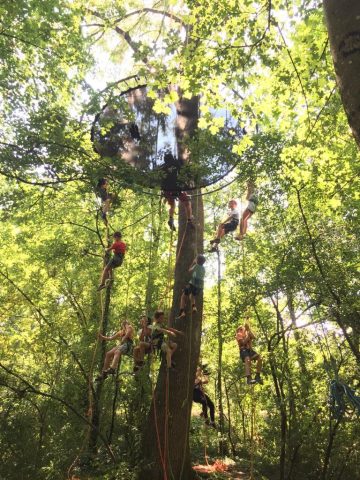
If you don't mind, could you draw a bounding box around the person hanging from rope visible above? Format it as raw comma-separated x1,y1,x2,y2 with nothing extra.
95,320,134,381
133,315,153,372
209,199,239,252
193,366,216,428
236,322,263,385
177,254,206,319
97,231,126,291
235,181,258,241
150,310,182,369
160,151,195,232
96,178,117,224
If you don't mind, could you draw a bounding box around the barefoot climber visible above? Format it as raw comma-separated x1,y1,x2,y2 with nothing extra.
235,322,263,385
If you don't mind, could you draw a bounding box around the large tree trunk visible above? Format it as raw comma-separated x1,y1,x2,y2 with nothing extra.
323,0,360,148
138,96,202,480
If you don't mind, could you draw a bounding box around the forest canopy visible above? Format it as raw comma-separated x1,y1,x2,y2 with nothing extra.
0,1,359,480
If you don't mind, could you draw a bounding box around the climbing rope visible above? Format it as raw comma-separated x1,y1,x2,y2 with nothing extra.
249,384,257,480
329,379,360,420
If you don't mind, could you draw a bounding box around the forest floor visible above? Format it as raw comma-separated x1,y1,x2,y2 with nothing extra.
193,460,250,479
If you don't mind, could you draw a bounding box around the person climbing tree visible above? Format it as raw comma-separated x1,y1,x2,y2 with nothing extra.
177,254,206,318
160,151,195,231
132,311,181,370
96,320,134,381
235,322,263,385
150,310,182,369
236,181,258,240
193,366,216,428
97,231,126,291
209,199,239,252
96,178,116,224
133,315,152,372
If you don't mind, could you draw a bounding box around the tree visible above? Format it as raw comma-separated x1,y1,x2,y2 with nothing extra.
323,0,360,149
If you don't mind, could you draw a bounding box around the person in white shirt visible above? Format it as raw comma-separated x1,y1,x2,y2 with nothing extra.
209,199,239,251
236,181,258,240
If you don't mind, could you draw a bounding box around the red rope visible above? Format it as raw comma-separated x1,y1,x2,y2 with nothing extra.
152,384,167,477
164,368,170,478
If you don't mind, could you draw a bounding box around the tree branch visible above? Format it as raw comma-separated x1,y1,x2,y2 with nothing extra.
87,9,142,55
275,21,311,129
0,169,86,187
0,362,116,462
0,269,91,388
114,8,187,28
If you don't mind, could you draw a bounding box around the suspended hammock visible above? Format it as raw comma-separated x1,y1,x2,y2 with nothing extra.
91,85,246,191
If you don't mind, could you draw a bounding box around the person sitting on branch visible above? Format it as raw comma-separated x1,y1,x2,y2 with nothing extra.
236,181,258,240
209,199,239,252
96,178,116,224
160,152,195,232
236,322,263,385
133,315,153,372
193,366,216,428
97,231,126,291
178,254,206,318
96,320,134,381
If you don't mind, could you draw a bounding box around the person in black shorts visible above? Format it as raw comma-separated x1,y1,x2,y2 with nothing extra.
160,152,195,231
193,366,216,428
209,199,239,252
96,178,116,224
235,322,263,385
178,255,206,318
97,231,126,291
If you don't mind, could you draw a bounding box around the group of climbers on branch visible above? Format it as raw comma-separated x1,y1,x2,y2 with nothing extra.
95,311,263,390
96,311,183,381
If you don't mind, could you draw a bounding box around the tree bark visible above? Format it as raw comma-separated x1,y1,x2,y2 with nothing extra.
321,417,341,480
138,95,202,480
88,249,113,455
323,0,360,148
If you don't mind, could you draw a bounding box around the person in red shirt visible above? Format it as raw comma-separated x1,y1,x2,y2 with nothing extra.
97,231,126,290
